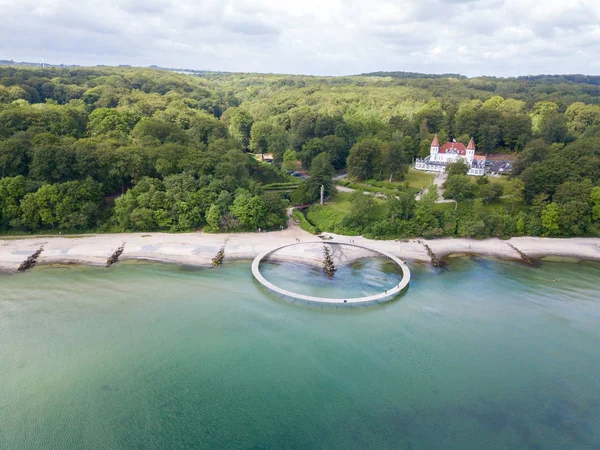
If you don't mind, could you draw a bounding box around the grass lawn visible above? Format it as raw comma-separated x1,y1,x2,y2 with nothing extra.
402,168,435,190
307,192,389,233
486,175,510,186
480,196,526,214
434,202,456,212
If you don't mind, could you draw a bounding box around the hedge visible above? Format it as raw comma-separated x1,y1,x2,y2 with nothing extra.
292,209,320,234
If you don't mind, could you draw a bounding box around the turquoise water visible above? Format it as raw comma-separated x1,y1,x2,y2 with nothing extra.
261,258,403,298
1,258,600,449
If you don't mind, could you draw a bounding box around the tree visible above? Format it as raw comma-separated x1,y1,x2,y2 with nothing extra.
300,138,325,170
479,183,503,205
205,204,221,232
444,175,478,202
388,192,415,221
501,113,532,151
29,135,75,183
348,192,376,227
504,179,525,211
309,152,334,199
347,139,382,180
445,160,470,178
229,189,267,230
0,134,29,177
0,175,27,229
554,180,593,235
88,108,139,136
289,108,316,151
282,149,298,171
300,135,348,171
541,202,560,236
540,113,569,144
225,109,253,150
267,125,289,163
592,187,600,222
261,192,287,228
413,191,439,234
381,141,406,182
132,118,187,144
291,152,334,204
249,121,272,155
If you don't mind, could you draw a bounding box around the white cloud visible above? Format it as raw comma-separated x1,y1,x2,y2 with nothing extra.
0,0,599,76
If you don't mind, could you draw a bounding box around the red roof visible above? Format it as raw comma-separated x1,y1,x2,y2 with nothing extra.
467,137,476,150
439,142,467,155
473,155,486,161
431,134,439,147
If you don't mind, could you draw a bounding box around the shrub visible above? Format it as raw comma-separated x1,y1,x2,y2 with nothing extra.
292,209,319,234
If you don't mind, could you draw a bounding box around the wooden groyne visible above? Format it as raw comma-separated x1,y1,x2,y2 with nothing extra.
105,243,125,267
504,241,536,266
419,240,446,267
17,247,44,273
211,246,225,266
322,245,336,278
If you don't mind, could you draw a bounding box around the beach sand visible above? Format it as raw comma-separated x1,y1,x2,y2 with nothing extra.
1,221,599,273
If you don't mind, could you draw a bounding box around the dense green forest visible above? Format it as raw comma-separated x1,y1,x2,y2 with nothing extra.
0,65,599,237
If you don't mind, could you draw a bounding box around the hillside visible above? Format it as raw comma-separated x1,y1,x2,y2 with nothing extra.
0,66,599,237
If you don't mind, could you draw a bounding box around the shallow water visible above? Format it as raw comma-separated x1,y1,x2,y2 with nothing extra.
261,257,403,298
1,258,599,449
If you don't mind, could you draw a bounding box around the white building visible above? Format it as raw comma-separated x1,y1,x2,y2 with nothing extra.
415,135,486,176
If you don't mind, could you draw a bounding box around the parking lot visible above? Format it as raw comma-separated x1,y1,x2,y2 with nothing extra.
487,160,513,175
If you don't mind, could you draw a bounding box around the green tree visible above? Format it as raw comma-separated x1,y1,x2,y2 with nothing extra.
444,175,478,202
381,141,406,182
249,121,272,155
591,187,600,221
88,108,139,136
504,179,525,211
282,149,298,171
479,183,503,205
347,139,382,180
347,192,376,227
541,202,561,236
540,113,569,144
445,160,470,178
229,189,267,230
388,191,415,221
205,204,221,232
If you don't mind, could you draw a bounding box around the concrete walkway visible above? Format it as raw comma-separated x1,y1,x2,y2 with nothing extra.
251,241,411,307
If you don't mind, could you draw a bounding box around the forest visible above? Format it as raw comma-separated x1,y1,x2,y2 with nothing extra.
0,65,599,238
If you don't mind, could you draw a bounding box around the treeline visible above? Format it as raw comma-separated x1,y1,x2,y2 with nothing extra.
307,154,600,239
358,71,466,79
1,66,600,237
0,67,287,233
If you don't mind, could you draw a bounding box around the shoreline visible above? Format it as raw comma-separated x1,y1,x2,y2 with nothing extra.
1,228,599,273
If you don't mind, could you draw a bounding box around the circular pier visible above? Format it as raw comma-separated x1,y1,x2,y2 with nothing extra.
251,241,410,307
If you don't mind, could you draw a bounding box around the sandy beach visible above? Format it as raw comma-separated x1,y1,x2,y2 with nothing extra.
1,219,599,273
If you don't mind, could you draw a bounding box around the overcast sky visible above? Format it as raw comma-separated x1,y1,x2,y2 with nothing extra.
1,0,599,77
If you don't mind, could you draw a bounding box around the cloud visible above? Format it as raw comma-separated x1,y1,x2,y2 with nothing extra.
0,0,599,76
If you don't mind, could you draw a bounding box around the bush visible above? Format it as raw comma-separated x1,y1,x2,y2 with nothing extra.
263,182,301,189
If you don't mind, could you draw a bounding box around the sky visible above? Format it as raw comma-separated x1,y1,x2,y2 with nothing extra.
1,0,600,77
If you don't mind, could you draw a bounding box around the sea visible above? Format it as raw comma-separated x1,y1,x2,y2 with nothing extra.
1,257,599,449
